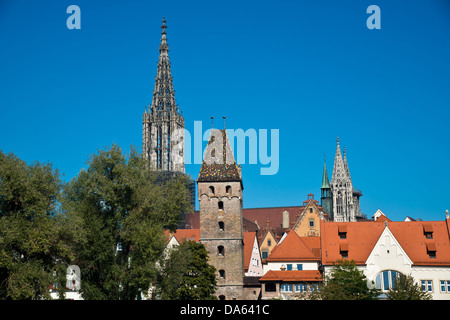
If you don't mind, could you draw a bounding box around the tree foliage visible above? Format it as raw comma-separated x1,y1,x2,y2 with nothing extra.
318,259,380,300
386,273,432,300
0,150,73,299
157,240,217,300
62,145,193,300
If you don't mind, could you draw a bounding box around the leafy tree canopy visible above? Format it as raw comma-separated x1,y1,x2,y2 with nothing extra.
157,240,217,300
62,145,193,300
319,259,380,300
386,273,432,300
0,150,72,300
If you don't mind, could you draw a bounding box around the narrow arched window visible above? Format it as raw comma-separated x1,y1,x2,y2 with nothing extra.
218,246,225,256
209,186,215,195
219,221,224,231
218,201,224,210
226,185,232,195
219,269,226,279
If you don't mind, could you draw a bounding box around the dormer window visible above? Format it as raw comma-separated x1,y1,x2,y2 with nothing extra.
423,224,433,239
338,225,347,239
426,242,436,259
340,243,349,258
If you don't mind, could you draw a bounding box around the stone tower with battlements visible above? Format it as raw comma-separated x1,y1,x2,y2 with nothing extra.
197,125,245,300
143,18,185,173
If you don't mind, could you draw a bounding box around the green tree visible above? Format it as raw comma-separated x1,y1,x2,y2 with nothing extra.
319,259,380,300
158,241,217,300
386,273,432,300
63,145,192,300
0,151,73,300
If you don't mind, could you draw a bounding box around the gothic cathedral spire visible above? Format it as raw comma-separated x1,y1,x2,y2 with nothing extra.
330,137,355,222
330,137,364,221
143,17,185,173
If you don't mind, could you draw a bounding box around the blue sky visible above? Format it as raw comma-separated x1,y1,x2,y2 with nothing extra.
1,0,449,221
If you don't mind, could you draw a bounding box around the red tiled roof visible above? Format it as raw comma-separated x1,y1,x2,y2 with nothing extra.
243,232,257,271
266,231,320,262
321,220,450,266
185,206,304,231
169,229,200,243
243,206,303,230
259,270,322,282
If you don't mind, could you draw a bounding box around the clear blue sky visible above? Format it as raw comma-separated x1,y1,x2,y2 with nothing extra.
1,0,449,221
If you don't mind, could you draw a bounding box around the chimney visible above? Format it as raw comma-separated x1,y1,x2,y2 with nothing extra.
282,211,289,229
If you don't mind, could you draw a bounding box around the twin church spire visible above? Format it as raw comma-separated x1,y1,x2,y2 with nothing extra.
321,137,364,222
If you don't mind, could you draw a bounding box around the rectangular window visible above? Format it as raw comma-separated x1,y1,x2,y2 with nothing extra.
297,264,303,271
421,280,433,292
440,280,450,293
281,284,292,292
309,219,315,227
295,283,307,292
383,271,390,290
287,264,292,270
262,251,268,259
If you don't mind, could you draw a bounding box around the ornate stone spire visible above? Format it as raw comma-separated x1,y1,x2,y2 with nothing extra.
331,137,346,184
330,137,355,222
321,155,330,189
143,18,184,173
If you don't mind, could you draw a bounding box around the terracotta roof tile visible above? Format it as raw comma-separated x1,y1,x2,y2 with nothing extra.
259,270,322,282
266,231,319,262
321,220,450,266
243,232,257,271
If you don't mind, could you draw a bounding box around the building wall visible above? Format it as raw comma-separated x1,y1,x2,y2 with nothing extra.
246,235,263,277
294,203,322,237
260,231,277,259
263,261,319,274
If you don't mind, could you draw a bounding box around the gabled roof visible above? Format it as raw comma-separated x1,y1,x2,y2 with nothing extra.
259,270,322,282
265,231,320,262
321,220,450,266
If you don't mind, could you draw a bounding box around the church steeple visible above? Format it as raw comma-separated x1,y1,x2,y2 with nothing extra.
321,155,332,216
330,137,354,222
143,18,185,173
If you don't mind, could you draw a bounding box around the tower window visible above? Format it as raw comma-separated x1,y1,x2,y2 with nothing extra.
218,221,224,231
226,185,232,195
209,186,215,195
219,269,226,279
218,246,225,256
218,201,224,210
